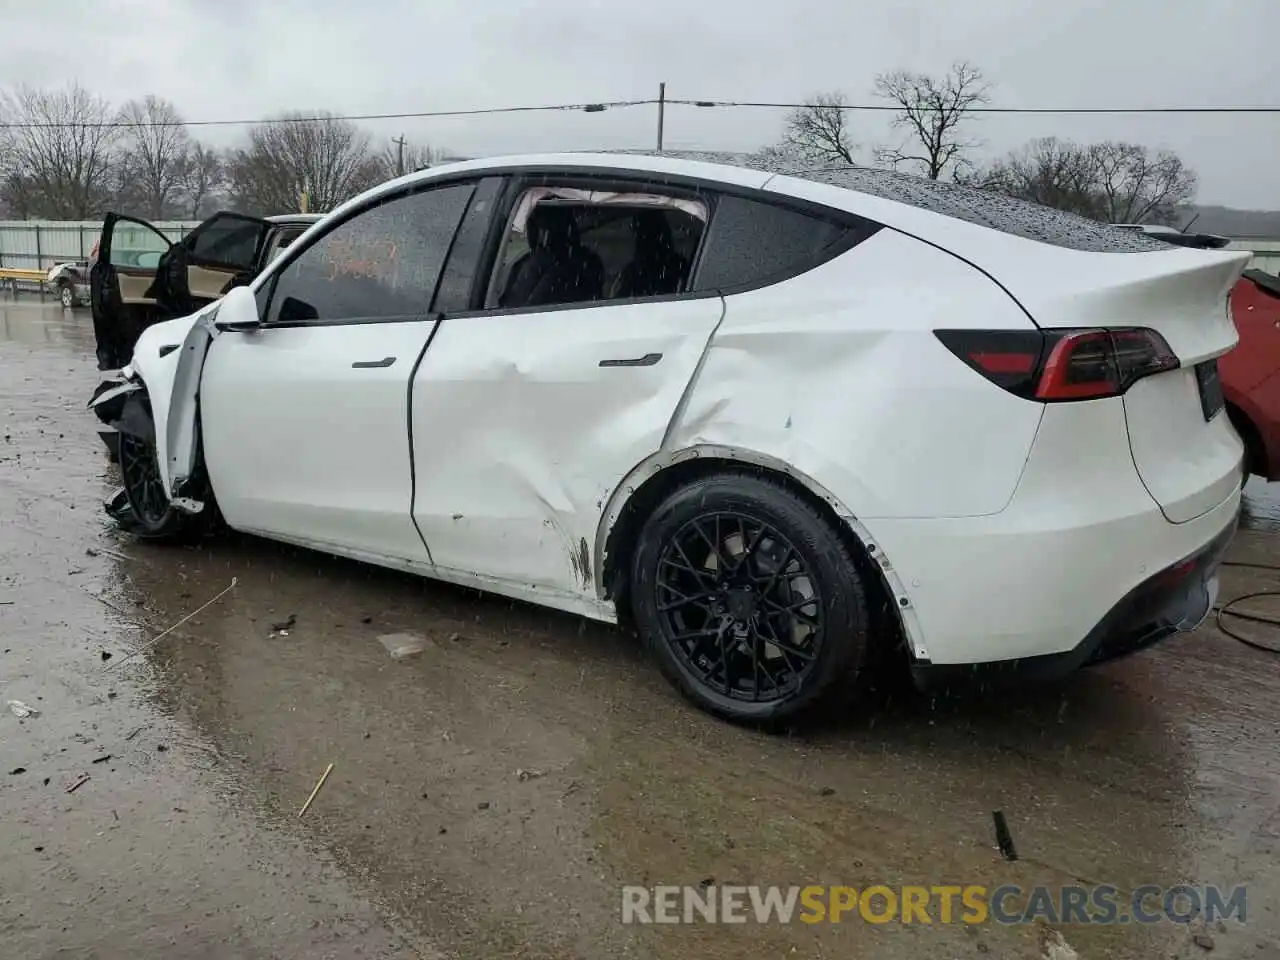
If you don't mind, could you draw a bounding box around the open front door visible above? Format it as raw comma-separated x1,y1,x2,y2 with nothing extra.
157,212,274,316
89,213,174,370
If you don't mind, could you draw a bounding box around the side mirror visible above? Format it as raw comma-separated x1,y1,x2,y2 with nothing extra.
212,284,263,332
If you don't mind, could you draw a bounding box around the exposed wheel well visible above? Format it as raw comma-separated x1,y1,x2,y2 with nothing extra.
1226,402,1265,479
602,458,905,655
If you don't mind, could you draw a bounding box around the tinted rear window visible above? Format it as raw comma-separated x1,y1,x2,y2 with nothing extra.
694,196,855,290
611,151,1171,254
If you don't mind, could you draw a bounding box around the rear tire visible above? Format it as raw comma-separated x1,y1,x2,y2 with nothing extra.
630,473,870,724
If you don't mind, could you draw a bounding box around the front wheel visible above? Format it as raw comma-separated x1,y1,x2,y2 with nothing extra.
630,473,870,724
58,282,75,309
116,396,208,541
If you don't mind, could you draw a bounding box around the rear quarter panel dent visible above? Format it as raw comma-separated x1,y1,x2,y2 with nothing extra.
674,228,1044,520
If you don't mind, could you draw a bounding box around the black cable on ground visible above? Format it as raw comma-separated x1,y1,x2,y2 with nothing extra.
1216,560,1280,654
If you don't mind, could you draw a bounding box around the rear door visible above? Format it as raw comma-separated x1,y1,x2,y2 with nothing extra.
89,213,173,369
410,176,724,599
157,212,274,315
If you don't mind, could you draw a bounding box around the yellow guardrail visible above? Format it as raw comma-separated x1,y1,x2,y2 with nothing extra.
0,267,49,283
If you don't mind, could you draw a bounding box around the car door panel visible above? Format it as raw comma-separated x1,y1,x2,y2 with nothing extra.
160,212,274,315
90,213,174,369
197,181,480,565
202,320,438,564
410,297,724,597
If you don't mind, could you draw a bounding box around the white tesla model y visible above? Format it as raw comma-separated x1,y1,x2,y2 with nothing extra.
90,152,1247,723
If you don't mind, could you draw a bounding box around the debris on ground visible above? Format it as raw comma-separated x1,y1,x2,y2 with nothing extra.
100,650,112,662
105,577,238,671
1038,928,1079,960
378,632,431,660
85,547,99,557
1193,932,1216,950
10,766,26,775
65,774,90,793
516,768,545,781
297,762,334,819
270,614,297,634
7,700,39,718
478,801,491,810
91,754,112,764
993,810,1018,861
818,786,835,797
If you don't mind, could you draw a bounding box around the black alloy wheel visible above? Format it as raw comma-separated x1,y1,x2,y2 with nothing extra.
631,473,870,723
114,395,198,540
118,429,170,528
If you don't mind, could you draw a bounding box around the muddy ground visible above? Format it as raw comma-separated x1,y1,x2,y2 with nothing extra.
1,296,1279,960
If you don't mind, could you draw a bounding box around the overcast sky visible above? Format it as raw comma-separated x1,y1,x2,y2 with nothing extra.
4,0,1279,208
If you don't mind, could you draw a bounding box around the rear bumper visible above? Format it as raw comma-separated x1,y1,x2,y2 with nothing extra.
861,399,1242,669
909,509,1236,689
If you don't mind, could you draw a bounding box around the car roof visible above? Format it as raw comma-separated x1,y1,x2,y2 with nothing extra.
345,150,1167,255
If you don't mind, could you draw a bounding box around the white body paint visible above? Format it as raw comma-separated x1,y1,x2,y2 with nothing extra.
114,152,1248,667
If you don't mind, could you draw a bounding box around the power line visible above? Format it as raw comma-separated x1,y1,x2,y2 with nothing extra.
0,99,660,129
671,98,1280,115
2,95,1279,129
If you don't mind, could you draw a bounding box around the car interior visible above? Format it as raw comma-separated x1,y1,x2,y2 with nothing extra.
488,194,706,310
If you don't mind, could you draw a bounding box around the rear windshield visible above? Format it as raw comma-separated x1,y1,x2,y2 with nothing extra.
613,151,1170,254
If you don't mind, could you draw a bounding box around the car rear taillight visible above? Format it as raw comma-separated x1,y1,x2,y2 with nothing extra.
934,328,1179,402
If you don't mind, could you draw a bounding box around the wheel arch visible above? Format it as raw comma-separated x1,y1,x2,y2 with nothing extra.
595,444,929,660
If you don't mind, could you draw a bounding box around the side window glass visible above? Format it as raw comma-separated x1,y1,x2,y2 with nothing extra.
484,186,708,310
185,215,267,270
693,196,853,291
265,183,474,324
110,220,171,270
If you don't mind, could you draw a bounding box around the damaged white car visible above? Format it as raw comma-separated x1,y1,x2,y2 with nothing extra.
90,152,1248,723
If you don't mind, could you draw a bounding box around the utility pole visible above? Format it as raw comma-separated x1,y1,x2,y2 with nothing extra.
393,134,407,177
656,83,666,152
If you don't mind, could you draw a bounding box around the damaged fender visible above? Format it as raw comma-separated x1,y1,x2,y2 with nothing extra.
112,296,228,500
595,444,932,662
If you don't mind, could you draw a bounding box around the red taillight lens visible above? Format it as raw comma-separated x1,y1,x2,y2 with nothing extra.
935,328,1178,402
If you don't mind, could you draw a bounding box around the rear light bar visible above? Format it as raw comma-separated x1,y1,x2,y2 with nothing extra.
934,327,1179,402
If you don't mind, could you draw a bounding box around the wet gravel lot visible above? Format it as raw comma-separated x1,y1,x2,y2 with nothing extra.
2,297,1279,959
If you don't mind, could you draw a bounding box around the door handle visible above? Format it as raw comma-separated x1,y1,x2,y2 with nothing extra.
599,352,662,368
352,357,396,369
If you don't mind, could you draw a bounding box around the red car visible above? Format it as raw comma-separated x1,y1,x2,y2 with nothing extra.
1118,225,1280,482
1223,268,1280,481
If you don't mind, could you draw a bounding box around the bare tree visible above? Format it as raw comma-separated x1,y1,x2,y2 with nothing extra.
375,138,444,180
229,111,382,215
781,92,857,165
177,141,226,218
978,137,1197,224
117,95,191,219
0,84,119,218
977,137,1102,218
874,62,990,180
1089,142,1197,225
